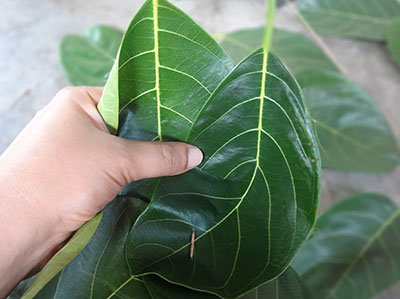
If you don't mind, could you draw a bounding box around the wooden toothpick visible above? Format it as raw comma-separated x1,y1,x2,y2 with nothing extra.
190,231,195,259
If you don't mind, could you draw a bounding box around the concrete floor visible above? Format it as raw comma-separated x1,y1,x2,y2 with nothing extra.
1,0,400,298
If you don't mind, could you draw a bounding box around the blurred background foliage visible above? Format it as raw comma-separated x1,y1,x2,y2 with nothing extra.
2,0,400,298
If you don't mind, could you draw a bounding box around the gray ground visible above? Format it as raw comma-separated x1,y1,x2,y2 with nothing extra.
1,0,399,298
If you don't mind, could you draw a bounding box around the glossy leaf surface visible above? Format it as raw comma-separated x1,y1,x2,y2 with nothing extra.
22,0,320,297
143,268,314,299
127,49,320,298
60,25,123,86
293,193,400,299
297,0,400,40
387,19,400,65
220,27,336,74
99,0,234,141
239,268,315,299
32,197,150,299
297,70,400,172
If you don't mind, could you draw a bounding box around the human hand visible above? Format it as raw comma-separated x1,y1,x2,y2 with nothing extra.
0,86,203,296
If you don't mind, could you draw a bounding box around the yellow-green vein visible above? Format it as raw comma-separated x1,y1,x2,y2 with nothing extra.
153,0,162,140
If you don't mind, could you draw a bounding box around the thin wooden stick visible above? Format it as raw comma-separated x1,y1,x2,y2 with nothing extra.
190,231,195,259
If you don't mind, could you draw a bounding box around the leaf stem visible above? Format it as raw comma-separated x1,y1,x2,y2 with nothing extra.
263,0,277,54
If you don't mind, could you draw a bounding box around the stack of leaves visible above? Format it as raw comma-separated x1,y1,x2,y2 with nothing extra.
10,0,400,298
13,0,321,298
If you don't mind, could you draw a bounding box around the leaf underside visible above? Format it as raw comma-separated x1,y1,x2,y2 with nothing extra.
293,193,400,299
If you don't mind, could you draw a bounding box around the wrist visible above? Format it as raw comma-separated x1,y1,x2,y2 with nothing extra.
0,160,67,297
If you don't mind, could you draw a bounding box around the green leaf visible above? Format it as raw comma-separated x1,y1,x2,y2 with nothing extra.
60,25,123,86
126,48,320,298
20,213,103,299
18,26,126,299
29,0,320,297
32,197,150,299
7,277,36,299
387,19,400,65
297,0,400,40
220,27,337,74
142,268,314,299
101,0,234,142
98,62,120,133
143,275,217,298
18,26,127,299
239,268,315,299
293,193,400,299
297,70,400,172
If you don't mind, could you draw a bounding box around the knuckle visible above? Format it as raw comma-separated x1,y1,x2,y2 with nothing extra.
160,143,187,174
58,86,78,98
114,140,138,184
160,143,176,169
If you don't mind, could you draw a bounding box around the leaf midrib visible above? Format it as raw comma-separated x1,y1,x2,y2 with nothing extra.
153,0,162,141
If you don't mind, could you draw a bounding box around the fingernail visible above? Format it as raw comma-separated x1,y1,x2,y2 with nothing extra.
188,147,203,169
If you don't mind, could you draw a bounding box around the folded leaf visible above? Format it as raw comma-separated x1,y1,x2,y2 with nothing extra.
31,197,149,299
60,25,123,86
297,70,400,172
387,19,400,65
297,0,400,40
220,27,336,74
127,49,320,298
293,193,400,299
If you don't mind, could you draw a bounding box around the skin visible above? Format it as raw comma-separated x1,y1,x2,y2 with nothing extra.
0,86,203,297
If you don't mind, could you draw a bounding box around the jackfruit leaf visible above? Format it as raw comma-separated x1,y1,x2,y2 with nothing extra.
297,0,400,40
143,267,315,299
293,193,400,299
30,198,149,299
125,46,320,297
297,70,400,172
219,27,336,74
60,25,123,86
22,0,320,297
99,0,234,141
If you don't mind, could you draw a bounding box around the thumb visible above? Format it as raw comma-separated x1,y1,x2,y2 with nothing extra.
113,138,204,183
